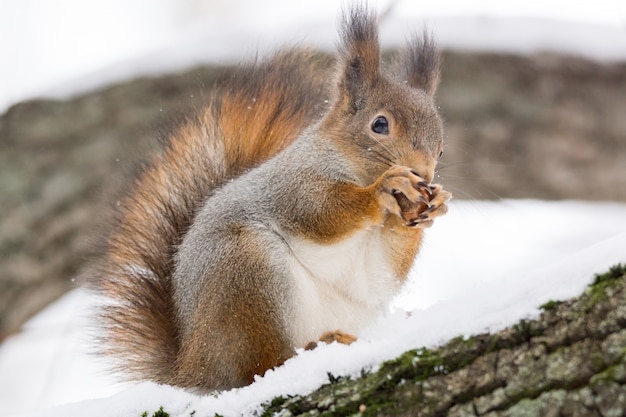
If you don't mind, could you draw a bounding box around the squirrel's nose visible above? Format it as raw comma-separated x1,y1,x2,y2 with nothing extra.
410,169,434,184
401,151,435,184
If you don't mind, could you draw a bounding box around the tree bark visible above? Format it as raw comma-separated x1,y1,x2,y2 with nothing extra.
261,265,626,416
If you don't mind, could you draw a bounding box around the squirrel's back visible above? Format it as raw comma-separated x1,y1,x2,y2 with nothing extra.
91,48,332,385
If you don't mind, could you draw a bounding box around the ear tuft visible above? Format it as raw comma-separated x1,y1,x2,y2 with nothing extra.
397,31,441,96
337,4,381,112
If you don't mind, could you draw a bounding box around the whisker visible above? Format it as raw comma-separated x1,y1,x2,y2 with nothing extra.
367,135,401,163
438,174,513,181
442,181,506,201
386,136,406,163
437,161,517,171
446,198,491,220
440,185,482,200
362,142,395,166
369,148,394,164
363,150,393,167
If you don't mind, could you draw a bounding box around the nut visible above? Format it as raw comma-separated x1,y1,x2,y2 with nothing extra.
394,185,430,223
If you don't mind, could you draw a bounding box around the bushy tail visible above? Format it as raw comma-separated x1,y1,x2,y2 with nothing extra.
90,49,332,384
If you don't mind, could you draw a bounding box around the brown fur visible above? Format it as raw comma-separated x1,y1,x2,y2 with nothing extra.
91,49,332,385
173,227,294,389
90,4,450,392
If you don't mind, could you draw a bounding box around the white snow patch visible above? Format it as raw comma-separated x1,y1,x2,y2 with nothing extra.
1,199,625,417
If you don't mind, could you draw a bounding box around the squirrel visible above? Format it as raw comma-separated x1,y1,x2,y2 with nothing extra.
90,5,451,393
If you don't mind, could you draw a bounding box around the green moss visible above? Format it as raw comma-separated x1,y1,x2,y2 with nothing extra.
539,300,562,311
591,363,626,384
487,335,501,353
413,348,447,377
152,407,170,417
327,371,349,384
267,395,288,410
582,263,626,312
591,263,626,286
140,407,171,417
375,347,448,384
513,319,538,343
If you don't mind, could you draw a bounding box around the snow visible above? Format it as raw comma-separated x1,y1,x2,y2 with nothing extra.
2,1,626,415
2,200,626,417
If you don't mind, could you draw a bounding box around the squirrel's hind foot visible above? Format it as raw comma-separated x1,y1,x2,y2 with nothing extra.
304,330,357,351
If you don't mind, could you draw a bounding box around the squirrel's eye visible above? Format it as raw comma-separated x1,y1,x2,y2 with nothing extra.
371,116,389,135
438,149,444,160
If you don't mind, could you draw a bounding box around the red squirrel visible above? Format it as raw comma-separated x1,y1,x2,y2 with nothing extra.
91,5,451,392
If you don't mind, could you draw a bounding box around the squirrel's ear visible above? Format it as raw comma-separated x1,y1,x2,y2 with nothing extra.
337,5,380,113
395,32,441,97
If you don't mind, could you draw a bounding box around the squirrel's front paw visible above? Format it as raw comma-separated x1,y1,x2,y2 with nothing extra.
375,166,427,219
406,184,452,229
375,166,435,225
374,166,451,228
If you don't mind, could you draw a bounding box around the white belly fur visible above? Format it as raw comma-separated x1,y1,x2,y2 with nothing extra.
286,226,400,347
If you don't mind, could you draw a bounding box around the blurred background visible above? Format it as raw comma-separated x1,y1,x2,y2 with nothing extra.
1,0,625,346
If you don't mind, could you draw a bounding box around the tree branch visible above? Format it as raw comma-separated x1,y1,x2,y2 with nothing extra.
261,264,626,416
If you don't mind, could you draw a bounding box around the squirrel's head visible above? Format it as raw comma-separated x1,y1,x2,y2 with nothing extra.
323,6,444,185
